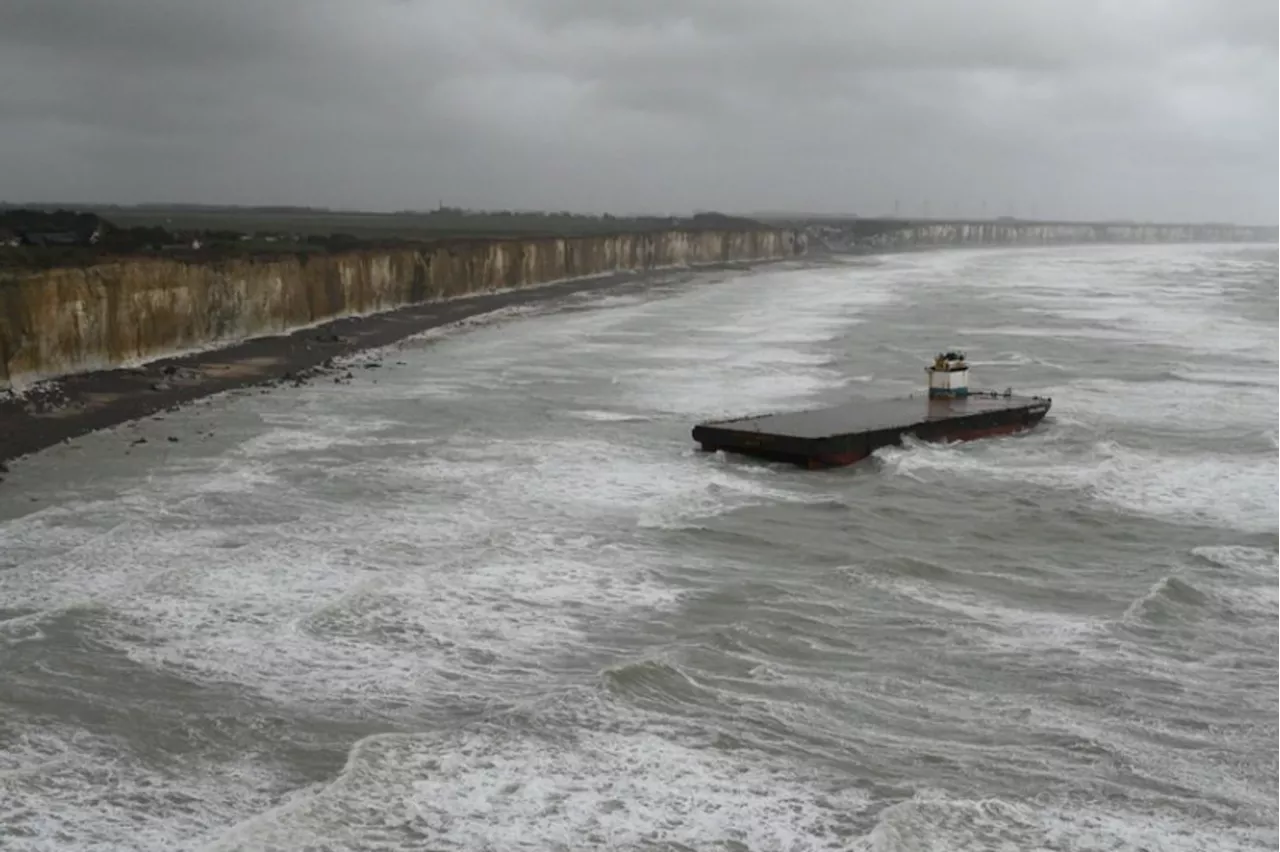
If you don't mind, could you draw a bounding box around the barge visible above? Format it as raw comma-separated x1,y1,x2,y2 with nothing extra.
691,351,1051,469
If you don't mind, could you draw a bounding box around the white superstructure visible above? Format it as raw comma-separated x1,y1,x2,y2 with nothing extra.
927,351,970,399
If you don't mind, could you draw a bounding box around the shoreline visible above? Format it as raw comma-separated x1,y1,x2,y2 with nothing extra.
0,257,793,472
5,237,1269,476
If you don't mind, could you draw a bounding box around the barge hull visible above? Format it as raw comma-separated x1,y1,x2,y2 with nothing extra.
692,393,1051,469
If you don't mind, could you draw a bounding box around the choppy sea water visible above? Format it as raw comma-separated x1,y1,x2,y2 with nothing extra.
1,243,1276,851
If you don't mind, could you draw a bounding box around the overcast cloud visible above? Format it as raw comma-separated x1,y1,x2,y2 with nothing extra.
1,0,1275,222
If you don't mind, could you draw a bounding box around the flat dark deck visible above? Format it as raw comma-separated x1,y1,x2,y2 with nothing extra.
700,393,1042,439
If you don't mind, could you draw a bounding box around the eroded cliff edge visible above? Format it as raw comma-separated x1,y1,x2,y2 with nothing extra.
0,227,803,389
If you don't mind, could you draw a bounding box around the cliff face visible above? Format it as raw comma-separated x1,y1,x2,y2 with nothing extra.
0,228,802,389
865,222,1275,248
806,220,1278,252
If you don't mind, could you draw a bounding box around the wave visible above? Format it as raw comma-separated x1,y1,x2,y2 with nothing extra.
877,435,1278,535
2,722,288,852
199,724,1279,852
1191,545,1278,576
201,723,872,852
856,789,1275,852
600,657,720,708
1121,575,1210,626
562,409,653,423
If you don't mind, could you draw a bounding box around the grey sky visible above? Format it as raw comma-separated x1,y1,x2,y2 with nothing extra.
1,0,1275,222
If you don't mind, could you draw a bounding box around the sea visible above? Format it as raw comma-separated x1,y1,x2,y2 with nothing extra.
1,242,1276,851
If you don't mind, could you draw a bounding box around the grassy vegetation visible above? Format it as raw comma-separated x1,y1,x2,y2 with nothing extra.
9,204,762,239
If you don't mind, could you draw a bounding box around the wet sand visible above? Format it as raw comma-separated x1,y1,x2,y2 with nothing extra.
0,261,772,471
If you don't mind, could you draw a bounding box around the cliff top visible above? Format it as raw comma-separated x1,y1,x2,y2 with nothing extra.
0,206,773,271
